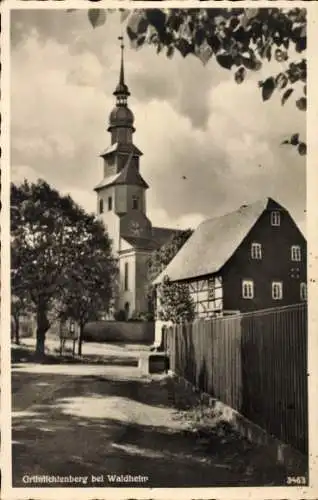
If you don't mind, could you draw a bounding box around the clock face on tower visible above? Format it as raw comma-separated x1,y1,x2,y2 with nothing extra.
130,221,142,237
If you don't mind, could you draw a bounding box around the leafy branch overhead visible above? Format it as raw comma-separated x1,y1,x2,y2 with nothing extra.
86,7,306,154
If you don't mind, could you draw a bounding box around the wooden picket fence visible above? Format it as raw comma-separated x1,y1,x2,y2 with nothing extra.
164,303,308,454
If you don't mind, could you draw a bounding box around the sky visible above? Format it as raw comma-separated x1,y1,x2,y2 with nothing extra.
11,9,306,233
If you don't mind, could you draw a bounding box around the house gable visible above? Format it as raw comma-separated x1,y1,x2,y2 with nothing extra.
154,197,306,316
153,198,270,284
221,204,306,312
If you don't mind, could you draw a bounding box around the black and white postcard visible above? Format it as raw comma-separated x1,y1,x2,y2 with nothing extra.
1,2,318,499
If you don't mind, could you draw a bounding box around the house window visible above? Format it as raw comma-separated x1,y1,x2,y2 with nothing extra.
108,196,113,211
132,196,139,210
272,281,283,300
291,245,301,262
300,282,307,301
124,262,129,291
99,199,104,214
251,242,262,259
271,211,281,226
242,280,254,299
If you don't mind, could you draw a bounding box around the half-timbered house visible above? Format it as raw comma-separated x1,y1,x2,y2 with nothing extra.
153,198,307,318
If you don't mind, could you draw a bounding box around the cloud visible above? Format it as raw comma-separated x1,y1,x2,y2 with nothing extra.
11,9,306,233
149,207,206,231
11,164,39,184
61,187,96,213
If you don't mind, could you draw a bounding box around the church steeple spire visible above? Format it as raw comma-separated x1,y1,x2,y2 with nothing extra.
108,35,135,141
119,36,125,88
113,35,130,106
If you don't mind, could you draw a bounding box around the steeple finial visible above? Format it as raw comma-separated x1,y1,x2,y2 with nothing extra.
114,33,130,104
118,34,125,86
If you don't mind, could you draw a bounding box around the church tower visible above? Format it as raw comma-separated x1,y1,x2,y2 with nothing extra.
94,36,152,255
94,37,153,318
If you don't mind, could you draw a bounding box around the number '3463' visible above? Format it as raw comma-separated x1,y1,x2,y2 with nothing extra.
287,476,307,485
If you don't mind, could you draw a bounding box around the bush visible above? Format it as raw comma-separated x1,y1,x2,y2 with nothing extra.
129,310,154,322
114,309,127,321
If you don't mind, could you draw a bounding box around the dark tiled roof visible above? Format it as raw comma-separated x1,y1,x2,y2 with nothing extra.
94,173,120,191
94,154,148,191
100,142,143,157
122,236,159,251
153,198,284,284
122,227,187,252
152,226,184,247
115,157,148,188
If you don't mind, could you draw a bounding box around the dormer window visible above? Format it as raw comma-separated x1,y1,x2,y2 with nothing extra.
251,242,262,259
291,245,301,262
108,196,113,211
271,211,280,226
132,196,139,210
99,199,104,214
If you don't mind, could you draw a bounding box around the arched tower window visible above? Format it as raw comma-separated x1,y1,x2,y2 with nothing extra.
132,196,139,210
124,302,130,320
108,196,113,211
124,262,129,291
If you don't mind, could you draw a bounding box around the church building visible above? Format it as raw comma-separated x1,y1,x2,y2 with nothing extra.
94,39,181,319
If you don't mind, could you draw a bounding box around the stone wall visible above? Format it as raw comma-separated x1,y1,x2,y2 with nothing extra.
83,320,155,344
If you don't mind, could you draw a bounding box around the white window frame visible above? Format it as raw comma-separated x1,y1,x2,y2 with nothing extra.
291,245,301,262
272,281,283,300
300,282,307,301
251,242,262,260
242,280,254,299
271,211,281,226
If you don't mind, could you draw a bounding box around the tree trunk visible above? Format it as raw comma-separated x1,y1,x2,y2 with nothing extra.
78,324,84,357
35,304,50,358
13,315,20,345
36,327,46,358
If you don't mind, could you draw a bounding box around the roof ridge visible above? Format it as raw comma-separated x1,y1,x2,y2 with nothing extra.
120,150,134,175
153,226,184,232
94,172,121,191
153,197,278,285
199,197,270,227
100,142,143,158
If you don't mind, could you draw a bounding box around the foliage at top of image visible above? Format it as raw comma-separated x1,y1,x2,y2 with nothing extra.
84,7,307,155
